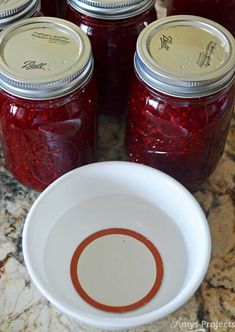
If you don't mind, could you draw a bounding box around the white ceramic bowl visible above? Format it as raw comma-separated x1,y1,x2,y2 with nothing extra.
23,161,211,330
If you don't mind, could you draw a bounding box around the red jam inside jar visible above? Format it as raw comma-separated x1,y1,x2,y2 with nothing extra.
0,17,97,192
127,80,235,190
126,16,235,191
66,0,157,115
41,0,67,18
167,0,235,37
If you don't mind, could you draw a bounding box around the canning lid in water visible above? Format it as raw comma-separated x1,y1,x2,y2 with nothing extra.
0,0,40,30
135,15,235,97
0,17,93,99
68,0,156,19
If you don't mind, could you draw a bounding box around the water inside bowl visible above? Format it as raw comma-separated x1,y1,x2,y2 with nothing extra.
43,193,188,317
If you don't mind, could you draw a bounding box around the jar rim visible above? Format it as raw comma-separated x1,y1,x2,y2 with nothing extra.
68,0,155,19
0,0,32,18
0,0,40,30
0,17,93,100
135,15,235,98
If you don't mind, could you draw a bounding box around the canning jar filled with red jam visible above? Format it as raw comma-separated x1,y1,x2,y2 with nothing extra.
66,0,157,115
0,0,41,31
0,17,97,191
126,16,235,191
167,0,235,37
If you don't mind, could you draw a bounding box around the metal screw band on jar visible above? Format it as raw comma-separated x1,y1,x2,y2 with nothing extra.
68,0,156,19
0,17,94,99
0,0,32,17
0,0,40,30
135,15,235,98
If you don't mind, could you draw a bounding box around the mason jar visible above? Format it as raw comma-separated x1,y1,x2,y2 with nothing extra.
66,0,157,115
126,15,235,190
167,0,235,37
0,17,97,191
0,0,41,31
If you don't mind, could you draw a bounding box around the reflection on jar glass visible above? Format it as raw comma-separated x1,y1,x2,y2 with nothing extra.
156,0,168,8
126,16,235,191
66,0,157,115
167,0,235,37
0,17,97,191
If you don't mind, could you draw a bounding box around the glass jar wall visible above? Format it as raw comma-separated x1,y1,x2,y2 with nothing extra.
66,0,157,115
167,0,235,37
41,0,67,18
127,80,235,190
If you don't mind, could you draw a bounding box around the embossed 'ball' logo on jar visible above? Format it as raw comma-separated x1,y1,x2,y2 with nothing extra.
31,139,80,185
31,118,82,185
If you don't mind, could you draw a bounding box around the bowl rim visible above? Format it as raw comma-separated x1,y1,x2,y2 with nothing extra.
22,161,211,330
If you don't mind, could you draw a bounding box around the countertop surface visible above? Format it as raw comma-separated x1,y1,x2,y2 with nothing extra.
0,3,235,332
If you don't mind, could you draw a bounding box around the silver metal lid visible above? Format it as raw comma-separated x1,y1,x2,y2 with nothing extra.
135,15,235,98
0,17,93,99
0,0,40,30
68,0,155,19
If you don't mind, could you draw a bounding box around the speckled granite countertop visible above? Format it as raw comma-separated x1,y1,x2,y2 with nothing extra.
0,3,235,332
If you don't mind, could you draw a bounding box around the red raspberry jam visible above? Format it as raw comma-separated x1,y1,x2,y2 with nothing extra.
167,0,235,37
0,0,41,30
41,0,67,18
0,17,97,192
126,16,235,191
66,0,157,115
